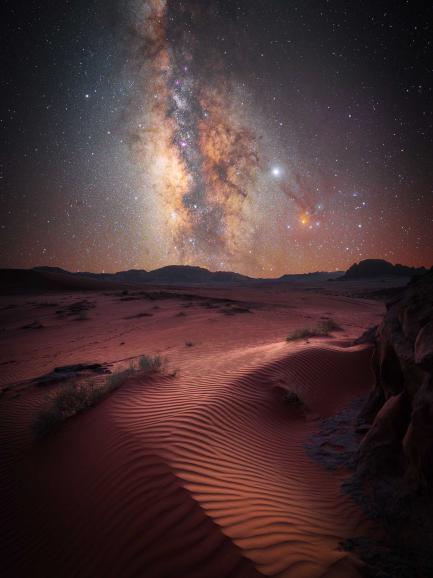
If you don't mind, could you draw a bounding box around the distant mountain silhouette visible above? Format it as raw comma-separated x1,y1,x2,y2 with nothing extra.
134,265,253,285
277,271,342,282
0,268,128,294
33,265,253,285
7,260,426,294
33,265,343,285
32,265,343,285
340,259,427,280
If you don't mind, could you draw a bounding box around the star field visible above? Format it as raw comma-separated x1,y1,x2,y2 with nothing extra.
1,0,432,275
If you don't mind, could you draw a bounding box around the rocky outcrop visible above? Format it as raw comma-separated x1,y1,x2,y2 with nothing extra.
359,268,433,482
353,268,433,574
340,258,426,280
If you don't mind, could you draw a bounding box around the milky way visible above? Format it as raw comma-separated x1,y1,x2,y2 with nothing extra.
125,0,266,272
2,0,432,275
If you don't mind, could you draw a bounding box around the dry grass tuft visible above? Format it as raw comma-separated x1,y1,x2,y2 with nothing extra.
138,354,165,373
32,383,104,438
286,318,342,342
32,355,167,439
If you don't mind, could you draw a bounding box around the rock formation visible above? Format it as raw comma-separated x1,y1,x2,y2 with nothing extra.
359,268,433,480
354,268,433,574
340,258,427,280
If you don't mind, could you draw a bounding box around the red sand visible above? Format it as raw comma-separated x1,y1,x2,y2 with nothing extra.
0,285,382,577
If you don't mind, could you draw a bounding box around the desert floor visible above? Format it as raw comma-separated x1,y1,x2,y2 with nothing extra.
0,283,384,577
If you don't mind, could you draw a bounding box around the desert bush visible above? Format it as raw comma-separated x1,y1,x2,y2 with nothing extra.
106,364,136,390
286,328,320,341
53,383,97,413
32,383,103,439
104,356,164,389
33,354,168,439
138,354,164,373
317,318,342,333
286,318,342,342
32,407,64,438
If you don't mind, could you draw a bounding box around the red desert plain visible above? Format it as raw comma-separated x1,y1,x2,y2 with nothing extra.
0,274,391,578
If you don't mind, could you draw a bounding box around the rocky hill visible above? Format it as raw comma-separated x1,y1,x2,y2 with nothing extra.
340,258,427,280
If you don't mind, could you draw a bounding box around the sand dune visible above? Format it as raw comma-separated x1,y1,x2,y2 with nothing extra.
0,286,381,577
1,344,372,577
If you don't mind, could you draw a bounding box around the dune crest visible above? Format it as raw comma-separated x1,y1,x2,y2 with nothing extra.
111,343,372,577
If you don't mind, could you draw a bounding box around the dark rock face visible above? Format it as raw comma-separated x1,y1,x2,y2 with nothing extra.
360,268,433,481
341,258,427,280
354,269,433,574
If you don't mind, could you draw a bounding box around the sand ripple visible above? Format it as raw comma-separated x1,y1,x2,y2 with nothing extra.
1,343,373,577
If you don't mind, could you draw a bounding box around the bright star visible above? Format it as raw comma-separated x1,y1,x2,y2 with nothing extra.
271,166,282,177
300,213,310,226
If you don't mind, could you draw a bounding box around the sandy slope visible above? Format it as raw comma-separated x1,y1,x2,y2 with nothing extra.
0,285,381,577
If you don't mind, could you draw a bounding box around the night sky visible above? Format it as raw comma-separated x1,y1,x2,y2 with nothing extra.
1,0,432,276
